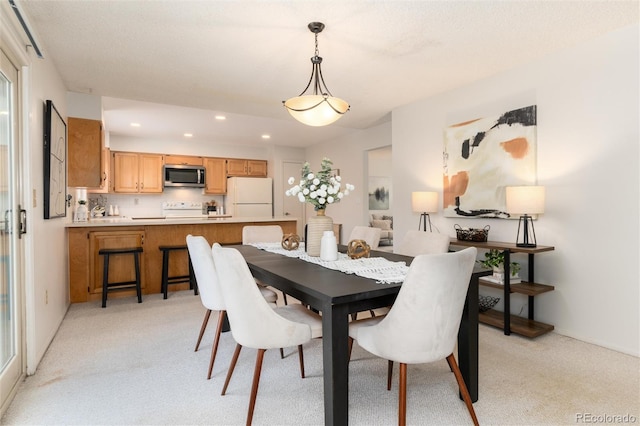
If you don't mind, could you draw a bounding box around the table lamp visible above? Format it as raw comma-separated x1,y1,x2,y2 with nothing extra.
411,191,438,232
506,186,545,248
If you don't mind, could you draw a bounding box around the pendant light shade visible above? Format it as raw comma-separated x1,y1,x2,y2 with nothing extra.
283,22,349,126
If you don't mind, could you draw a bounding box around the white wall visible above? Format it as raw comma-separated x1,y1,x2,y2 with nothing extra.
391,24,639,355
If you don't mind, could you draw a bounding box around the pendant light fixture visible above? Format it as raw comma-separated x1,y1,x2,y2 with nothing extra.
283,22,349,126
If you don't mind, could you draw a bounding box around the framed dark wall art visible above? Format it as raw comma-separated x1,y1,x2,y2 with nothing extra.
443,105,537,218
43,100,67,219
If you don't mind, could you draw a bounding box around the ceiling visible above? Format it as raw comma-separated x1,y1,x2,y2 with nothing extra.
16,0,639,148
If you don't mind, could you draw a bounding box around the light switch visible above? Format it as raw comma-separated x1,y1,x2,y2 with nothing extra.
32,189,37,208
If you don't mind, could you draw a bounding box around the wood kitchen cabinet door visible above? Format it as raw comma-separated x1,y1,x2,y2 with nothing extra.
247,160,267,176
113,152,139,192
68,117,103,188
88,230,146,296
139,154,163,193
204,157,227,194
88,147,111,194
226,159,247,176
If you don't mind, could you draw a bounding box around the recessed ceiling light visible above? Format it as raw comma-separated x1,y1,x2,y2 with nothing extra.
130,122,141,127
215,115,226,120
261,134,271,139
184,133,193,138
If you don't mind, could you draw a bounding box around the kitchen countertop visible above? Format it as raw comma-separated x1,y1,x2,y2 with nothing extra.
65,216,296,228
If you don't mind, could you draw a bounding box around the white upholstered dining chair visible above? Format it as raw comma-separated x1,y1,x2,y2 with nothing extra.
242,225,284,305
187,235,277,380
349,225,381,249
211,244,322,426
186,235,228,380
348,247,479,426
395,230,450,257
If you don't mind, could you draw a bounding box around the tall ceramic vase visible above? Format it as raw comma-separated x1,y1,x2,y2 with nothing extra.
306,209,333,257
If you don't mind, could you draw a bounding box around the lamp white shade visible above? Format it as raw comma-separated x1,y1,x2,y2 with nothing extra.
411,191,438,213
506,186,545,214
284,95,349,127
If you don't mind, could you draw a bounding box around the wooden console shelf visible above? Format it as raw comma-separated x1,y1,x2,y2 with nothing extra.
479,309,554,338
451,238,555,338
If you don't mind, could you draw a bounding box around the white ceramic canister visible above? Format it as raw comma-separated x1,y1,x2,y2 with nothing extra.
320,230,338,261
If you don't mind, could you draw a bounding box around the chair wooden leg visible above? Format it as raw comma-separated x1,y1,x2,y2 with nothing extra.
348,337,354,360
282,293,288,305
222,344,242,395
247,349,266,426
446,354,479,426
387,360,394,391
297,344,305,378
207,310,226,380
399,363,407,426
195,309,212,351
369,309,376,317
279,348,284,359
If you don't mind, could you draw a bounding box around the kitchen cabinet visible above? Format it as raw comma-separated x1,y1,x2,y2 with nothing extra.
113,151,164,193
450,239,555,338
68,117,105,188
67,219,297,302
87,147,111,194
203,157,227,194
164,154,203,166
88,230,146,297
226,159,267,177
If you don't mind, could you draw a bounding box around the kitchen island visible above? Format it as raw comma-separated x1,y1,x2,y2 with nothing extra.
67,216,296,303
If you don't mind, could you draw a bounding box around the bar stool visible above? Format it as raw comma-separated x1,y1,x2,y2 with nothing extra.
99,247,143,308
159,245,197,299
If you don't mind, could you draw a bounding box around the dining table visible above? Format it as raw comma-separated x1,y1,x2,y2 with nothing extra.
231,244,488,426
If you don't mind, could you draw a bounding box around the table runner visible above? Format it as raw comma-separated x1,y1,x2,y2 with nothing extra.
250,242,408,284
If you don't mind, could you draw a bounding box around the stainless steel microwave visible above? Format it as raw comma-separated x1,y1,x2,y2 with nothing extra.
163,164,206,188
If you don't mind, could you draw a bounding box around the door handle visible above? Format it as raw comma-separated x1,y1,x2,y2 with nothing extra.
4,209,10,234
18,204,27,238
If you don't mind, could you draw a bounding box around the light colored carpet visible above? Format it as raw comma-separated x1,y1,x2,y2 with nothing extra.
2,290,638,425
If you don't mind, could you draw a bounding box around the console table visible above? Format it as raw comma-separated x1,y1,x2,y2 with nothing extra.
450,239,555,337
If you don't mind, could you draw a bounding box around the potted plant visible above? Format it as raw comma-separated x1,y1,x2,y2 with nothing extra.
478,249,520,278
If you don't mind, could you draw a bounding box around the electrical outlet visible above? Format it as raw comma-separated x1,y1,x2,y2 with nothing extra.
45,290,48,305
134,198,139,205
33,189,37,208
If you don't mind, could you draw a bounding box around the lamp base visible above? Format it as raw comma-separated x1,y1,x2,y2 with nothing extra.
418,213,432,232
516,242,537,248
515,215,537,248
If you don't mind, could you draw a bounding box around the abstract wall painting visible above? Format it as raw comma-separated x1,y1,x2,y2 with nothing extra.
368,176,390,210
443,105,537,218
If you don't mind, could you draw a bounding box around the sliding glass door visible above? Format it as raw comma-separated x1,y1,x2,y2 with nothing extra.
0,48,23,413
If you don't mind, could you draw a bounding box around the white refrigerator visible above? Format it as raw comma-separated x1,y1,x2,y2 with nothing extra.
225,177,273,217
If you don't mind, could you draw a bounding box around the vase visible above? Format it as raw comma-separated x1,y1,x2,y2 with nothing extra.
320,230,338,261
306,209,333,257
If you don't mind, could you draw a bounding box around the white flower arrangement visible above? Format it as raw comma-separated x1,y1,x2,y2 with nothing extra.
285,158,355,211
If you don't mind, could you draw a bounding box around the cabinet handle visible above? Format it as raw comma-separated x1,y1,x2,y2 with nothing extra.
141,182,144,190
102,172,107,182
